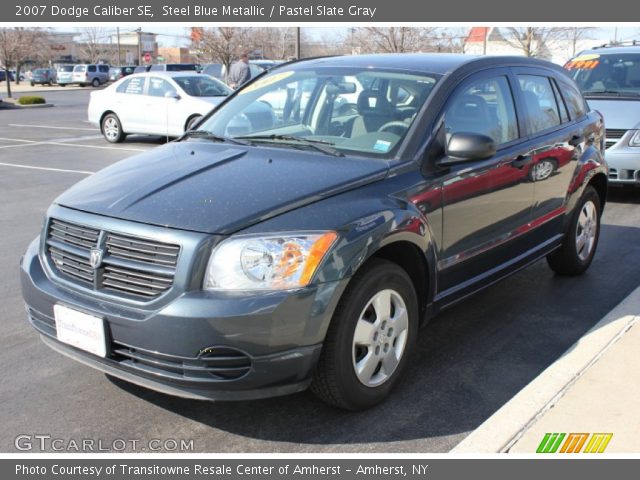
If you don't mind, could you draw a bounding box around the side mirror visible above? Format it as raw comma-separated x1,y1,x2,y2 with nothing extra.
164,91,181,100
440,132,496,166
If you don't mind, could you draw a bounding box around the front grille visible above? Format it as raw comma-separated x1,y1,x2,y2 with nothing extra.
111,343,252,380
605,128,627,149
46,218,180,300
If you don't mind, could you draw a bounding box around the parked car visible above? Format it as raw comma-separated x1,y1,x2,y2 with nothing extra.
72,64,110,87
0,70,15,82
149,63,199,72
9,69,25,81
133,65,151,74
21,54,607,411
108,66,135,82
565,42,640,187
201,63,224,81
56,65,75,86
87,71,269,142
30,68,57,86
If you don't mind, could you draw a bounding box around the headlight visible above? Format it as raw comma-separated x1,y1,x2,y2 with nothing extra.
204,231,338,291
629,130,640,147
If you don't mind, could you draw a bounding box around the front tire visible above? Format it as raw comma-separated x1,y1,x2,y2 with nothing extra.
311,259,418,410
102,113,126,143
547,185,601,276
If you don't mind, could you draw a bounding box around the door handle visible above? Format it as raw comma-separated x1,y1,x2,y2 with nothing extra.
569,134,583,147
511,155,529,169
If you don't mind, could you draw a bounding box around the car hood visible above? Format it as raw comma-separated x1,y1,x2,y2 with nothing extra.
586,98,640,130
55,141,389,234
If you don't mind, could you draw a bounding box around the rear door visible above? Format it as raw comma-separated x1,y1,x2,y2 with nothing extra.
513,68,589,236
436,69,536,296
113,76,147,133
144,76,182,136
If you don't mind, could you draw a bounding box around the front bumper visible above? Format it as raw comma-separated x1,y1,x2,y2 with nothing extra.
21,235,347,401
606,133,640,185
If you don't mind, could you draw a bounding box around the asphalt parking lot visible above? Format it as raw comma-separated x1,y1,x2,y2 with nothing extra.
1,89,640,453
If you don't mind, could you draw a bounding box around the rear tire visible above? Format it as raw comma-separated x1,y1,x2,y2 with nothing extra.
547,186,601,276
92,78,100,87
311,258,418,410
102,113,126,144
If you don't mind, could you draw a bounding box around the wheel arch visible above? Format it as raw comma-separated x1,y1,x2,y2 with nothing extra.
99,110,117,132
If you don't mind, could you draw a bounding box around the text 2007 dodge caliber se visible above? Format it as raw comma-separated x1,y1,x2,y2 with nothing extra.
21,54,607,410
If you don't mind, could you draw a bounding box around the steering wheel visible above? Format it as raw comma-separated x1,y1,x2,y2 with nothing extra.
378,121,409,136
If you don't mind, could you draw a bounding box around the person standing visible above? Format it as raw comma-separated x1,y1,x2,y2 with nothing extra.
227,52,251,89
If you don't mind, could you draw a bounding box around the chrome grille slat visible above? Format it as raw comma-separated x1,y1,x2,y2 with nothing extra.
46,218,180,300
106,233,179,267
104,265,173,283
102,279,163,297
103,269,172,291
104,246,177,266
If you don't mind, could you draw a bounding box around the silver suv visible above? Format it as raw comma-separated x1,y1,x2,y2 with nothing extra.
566,42,640,186
72,64,110,87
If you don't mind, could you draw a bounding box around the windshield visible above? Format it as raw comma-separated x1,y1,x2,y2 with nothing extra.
198,67,439,157
58,66,73,73
174,76,231,97
565,53,640,96
34,69,47,74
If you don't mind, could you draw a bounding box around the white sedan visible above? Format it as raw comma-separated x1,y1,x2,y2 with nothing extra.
88,72,232,143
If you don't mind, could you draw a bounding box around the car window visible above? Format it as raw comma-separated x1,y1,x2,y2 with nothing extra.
149,65,162,71
518,75,564,134
88,65,96,73
173,76,230,97
116,77,145,95
99,65,109,73
73,65,86,73
147,77,176,97
557,78,588,120
444,76,519,146
551,79,570,123
58,66,73,73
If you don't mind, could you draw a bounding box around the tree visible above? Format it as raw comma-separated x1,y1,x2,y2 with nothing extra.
561,27,597,58
193,27,250,74
0,28,48,97
77,27,111,63
353,27,439,54
501,27,566,58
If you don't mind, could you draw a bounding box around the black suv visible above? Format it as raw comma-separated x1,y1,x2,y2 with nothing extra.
21,54,606,410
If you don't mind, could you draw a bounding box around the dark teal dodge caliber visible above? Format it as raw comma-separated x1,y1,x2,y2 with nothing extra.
21,54,607,410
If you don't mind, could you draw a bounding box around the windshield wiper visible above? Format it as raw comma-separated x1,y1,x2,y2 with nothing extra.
233,134,344,157
178,130,251,145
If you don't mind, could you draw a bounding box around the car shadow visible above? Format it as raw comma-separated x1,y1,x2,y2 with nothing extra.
606,186,640,205
107,221,640,450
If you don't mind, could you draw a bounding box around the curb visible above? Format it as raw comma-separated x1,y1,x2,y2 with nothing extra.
451,285,640,453
0,102,54,109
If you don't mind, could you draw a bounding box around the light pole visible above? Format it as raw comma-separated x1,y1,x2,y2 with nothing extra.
136,28,142,66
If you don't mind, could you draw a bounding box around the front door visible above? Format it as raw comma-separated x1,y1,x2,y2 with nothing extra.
436,71,535,297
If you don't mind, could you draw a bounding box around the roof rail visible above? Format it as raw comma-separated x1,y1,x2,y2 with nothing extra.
593,40,640,49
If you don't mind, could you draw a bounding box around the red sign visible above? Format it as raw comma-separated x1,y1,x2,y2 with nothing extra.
143,52,152,63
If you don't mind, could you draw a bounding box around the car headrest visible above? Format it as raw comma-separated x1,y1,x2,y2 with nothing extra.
357,90,393,117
